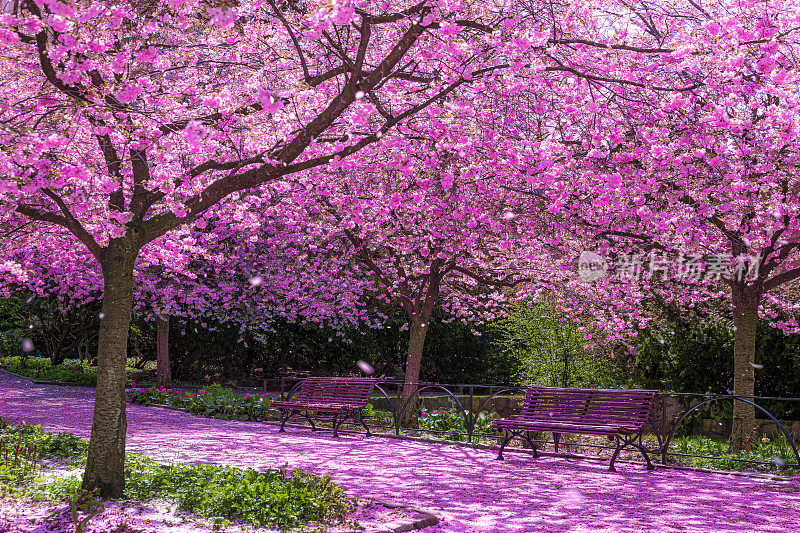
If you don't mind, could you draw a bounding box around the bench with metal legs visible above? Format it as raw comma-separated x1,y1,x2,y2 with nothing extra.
272,377,378,437
492,387,657,471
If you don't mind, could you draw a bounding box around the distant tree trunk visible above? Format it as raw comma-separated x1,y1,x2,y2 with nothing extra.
399,313,432,424
49,350,67,367
156,315,170,387
403,317,429,400
82,244,136,498
730,285,759,451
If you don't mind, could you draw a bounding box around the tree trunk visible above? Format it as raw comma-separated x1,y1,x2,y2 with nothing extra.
156,315,170,387
730,286,759,451
400,317,429,423
82,248,136,498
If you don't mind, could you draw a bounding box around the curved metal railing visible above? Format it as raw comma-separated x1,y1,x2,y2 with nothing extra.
254,377,800,473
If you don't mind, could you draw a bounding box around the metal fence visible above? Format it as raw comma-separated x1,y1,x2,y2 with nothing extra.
244,377,800,473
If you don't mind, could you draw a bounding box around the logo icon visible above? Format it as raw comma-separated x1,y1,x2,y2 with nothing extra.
578,251,608,282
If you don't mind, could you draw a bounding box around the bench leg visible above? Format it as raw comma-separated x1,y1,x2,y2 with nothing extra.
496,430,514,460
302,411,317,431
633,441,655,470
523,431,539,458
609,436,623,472
331,414,341,437
633,432,654,470
609,433,654,471
279,410,292,432
356,409,372,437
553,432,560,454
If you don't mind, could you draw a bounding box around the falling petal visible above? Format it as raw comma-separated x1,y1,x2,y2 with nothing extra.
356,360,375,375
750,363,764,370
772,456,785,466
248,276,263,287
99,313,105,319
559,489,586,508
21,339,34,352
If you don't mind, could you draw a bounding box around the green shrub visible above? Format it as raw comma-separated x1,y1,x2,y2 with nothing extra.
411,407,497,442
361,403,396,426
0,329,25,358
634,317,800,418
495,301,621,388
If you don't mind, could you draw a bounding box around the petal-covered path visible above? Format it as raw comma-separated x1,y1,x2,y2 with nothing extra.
1,373,799,533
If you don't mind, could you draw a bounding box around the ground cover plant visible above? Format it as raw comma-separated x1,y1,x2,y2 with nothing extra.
667,435,799,475
0,356,153,387
128,384,277,422
0,417,88,497
409,408,498,443
1,416,355,531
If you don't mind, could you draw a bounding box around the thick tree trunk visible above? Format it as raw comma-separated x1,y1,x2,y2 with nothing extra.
156,315,170,387
400,317,429,422
730,286,759,452
82,248,136,498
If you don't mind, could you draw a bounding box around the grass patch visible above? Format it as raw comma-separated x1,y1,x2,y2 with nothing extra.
0,417,87,495
0,355,153,386
667,434,799,475
1,416,354,530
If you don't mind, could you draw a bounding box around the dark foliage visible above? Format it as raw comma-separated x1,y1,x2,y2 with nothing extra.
166,311,519,386
635,319,800,418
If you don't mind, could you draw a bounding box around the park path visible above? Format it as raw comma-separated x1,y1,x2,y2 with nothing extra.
1,372,799,533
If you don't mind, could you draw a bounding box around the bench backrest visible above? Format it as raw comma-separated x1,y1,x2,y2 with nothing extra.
519,387,656,430
292,377,378,407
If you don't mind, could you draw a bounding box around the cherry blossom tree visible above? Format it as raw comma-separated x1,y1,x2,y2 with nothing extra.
506,0,800,449
288,131,559,407
0,0,526,495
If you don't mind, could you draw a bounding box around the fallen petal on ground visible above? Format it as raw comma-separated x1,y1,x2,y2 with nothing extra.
1,373,799,532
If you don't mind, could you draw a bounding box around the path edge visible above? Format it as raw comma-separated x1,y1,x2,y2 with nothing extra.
361,499,440,533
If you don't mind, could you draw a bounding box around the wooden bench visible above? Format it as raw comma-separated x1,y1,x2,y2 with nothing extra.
271,377,378,437
492,386,657,471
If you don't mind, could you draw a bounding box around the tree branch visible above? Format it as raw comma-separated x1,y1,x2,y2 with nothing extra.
451,265,529,287
763,265,800,292
17,198,103,259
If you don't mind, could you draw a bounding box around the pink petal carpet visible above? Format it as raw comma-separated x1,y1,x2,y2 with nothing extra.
1,373,799,532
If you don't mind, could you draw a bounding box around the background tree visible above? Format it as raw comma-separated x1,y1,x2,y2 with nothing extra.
495,300,619,388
